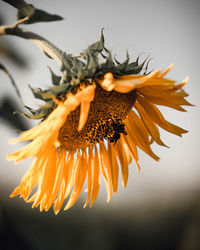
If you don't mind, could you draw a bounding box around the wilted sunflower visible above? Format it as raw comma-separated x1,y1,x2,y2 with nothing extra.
7,32,192,214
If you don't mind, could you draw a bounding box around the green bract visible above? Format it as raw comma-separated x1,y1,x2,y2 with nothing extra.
25,30,149,120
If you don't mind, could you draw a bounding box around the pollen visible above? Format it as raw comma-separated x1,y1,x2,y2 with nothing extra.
59,83,137,149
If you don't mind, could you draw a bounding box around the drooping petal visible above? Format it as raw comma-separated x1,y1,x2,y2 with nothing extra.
122,133,140,172
159,63,174,77
84,147,92,208
126,110,160,161
53,150,74,214
78,84,96,131
45,149,66,211
108,142,119,194
99,142,113,202
78,101,91,131
30,148,57,209
64,149,88,210
136,94,188,136
134,101,167,147
114,139,129,188
10,151,43,198
113,70,161,93
90,145,100,207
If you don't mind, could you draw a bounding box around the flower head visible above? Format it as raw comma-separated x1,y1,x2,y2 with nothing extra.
7,32,192,214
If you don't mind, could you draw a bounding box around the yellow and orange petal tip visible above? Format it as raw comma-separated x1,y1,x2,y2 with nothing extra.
181,76,190,86
136,164,141,173
78,101,91,131
104,72,114,80
10,187,20,197
6,153,18,162
159,63,175,77
8,138,19,144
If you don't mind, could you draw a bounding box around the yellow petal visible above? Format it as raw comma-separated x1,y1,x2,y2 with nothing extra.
29,150,56,208
78,101,91,131
134,101,167,147
114,140,128,187
45,150,66,211
126,110,160,161
83,146,92,208
108,143,119,194
53,150,73,214
64,149,87,210
65,150,81,199
90,145,100,207
137,94,188,136
99,143,113,202
114,70,161,93
159,63,175,77
122,133,140,172
78,84,96,131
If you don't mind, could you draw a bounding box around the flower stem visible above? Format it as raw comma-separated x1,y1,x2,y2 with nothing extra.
0,24,63,65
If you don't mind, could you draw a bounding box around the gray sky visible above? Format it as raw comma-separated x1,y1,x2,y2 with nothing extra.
0,0,200,210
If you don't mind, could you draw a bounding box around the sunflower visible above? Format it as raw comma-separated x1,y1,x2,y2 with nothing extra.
7,32,192,214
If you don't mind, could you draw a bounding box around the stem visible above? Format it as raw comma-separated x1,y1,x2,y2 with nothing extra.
0,25,63,65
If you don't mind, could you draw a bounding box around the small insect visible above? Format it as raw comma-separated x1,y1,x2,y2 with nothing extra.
109,131,121,143
108,121,127,144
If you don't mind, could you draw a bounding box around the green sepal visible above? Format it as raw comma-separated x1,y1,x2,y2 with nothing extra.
49,83,72,97
23,99,56,120
82,29,104,59
24,30,151,121
126,55,149,75
115,50,130,73
71,57,86,80
28,85,55,101
22,106,51,119
100,48,115,72
84,49,99,77
61,53,73,70
48,66,61,86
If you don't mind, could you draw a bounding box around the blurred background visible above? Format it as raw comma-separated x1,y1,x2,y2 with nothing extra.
0,0,200,249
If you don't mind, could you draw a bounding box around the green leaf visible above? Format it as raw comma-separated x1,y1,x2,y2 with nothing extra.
22,106,51,119
2,0,35,18
17,8,63,24
3,0,63,24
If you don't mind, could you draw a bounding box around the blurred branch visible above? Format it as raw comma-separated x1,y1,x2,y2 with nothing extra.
2,0,63,24
0,24,63,65
0,97,29,131
0,63,23,104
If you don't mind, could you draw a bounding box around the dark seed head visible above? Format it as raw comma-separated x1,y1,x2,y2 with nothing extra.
58,83,136,149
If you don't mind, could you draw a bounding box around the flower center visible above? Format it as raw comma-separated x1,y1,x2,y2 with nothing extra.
58,83,137,149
